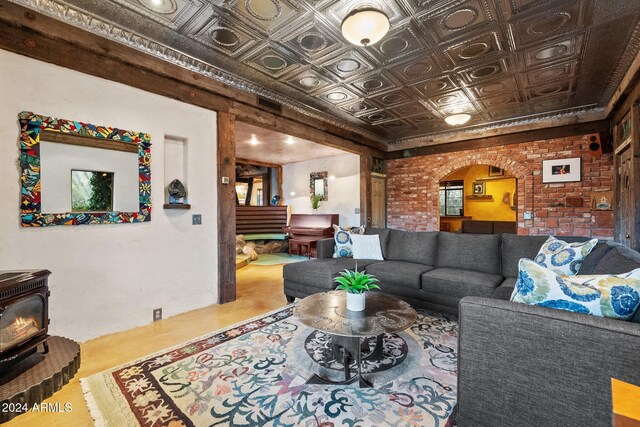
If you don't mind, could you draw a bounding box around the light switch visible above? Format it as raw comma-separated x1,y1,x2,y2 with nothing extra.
192,214,202,225
221,177,230,184
523,211,532,220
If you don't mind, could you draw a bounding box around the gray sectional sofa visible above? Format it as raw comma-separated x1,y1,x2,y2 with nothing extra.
283,227,640,427
284,227,636,318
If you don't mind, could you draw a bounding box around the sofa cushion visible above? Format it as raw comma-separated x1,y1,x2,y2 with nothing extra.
437,233,502,274
365,227,390,258
365,261,434,289
491,277,517,300
577,242,611,275
533,236,598,276
501,234,595,278
511,258,640,320
422,268,503,298
386,229,438,265
593,243,640,274
283,258,381,289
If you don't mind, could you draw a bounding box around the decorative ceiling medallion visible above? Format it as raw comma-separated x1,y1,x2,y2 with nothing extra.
337,59,360,72
351,73,396,95
527,12,571,35
261,55,287,70
340,100,379,116
404,62,433,77
535,44,568,60
299,76,320,87
459,42,490,59
380,37,409,55
327,92,348,101
210,28,240,47
137,0,177,15
297,32,327,51
245,0,281,21
441,8,479,31
317,86,359,105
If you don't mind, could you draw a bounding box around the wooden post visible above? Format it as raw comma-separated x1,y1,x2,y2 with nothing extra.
360,155,372,227
217,112,236,303
276,166,283,203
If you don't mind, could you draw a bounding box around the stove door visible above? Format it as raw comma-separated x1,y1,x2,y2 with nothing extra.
0,294,45,352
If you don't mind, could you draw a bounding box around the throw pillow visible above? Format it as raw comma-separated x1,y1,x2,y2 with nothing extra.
332,225,365,258
510,258,640,320
351,234,384,260
533,236,598,276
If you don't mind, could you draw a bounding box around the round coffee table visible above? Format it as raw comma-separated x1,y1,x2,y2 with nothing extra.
294,290,417,388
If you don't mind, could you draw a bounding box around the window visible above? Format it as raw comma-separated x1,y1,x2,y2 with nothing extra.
439,180,464,216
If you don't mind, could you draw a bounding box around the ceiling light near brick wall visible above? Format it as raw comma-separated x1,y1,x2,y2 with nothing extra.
341,8,390,47
444,114,471,126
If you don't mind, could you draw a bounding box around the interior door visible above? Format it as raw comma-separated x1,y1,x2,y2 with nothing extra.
617,147,633,247
371,175,386,228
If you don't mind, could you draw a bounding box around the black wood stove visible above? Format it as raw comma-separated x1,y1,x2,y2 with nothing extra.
0,270,51,374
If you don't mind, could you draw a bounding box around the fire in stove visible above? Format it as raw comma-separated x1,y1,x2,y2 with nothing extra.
0,316,40,352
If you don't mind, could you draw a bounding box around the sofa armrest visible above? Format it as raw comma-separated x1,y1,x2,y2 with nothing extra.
316,238,335,259
457,297,640,427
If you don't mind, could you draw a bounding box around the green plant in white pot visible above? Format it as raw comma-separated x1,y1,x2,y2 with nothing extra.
333,266,380,311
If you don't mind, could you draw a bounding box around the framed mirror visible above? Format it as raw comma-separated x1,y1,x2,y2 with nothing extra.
18,111,152,226
310,171,328,201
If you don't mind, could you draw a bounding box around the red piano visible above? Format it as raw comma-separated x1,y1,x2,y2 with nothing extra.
283,214,338,258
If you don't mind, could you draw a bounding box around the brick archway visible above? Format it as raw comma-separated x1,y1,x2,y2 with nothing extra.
432,153,533,234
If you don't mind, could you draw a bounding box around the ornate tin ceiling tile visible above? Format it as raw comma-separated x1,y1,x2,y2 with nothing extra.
507,0,586,47
426,89,472,109
358,110,396,125
349,72,399,96
458,57,511,84
522,34,584,68
111,0,204,30
243,43,301,78
283,66,334,94
375,118,413,132
469,75,520,97
370,88,419,108
339,99,381,117
479,91,521,110
530,95,573,112
500,0,565,17
316,85,360,105
186,13,259,58
217,0,303,34
367,22,431,65
443,31,504,67
409,74,459,97
418,0,497,44
525,79,575,100
523,60,578,87
388,53,444,84
387,101,433,119
274,18,342,62
321,50,377,80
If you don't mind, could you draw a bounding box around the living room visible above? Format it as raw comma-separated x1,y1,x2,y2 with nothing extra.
1,0,639,426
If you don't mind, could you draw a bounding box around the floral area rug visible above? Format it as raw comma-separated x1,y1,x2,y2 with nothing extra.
81,306,458,427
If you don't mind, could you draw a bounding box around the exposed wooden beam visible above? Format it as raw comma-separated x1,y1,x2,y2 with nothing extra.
607,48,640,118
386,120,611,159
275,166,283,203
236,157,280,169
0,0,385,155
610,70,640,125
217,112,236,304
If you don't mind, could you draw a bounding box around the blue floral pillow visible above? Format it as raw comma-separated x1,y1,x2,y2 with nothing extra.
332,225,364,258
533,236,598,276
511,258,640,320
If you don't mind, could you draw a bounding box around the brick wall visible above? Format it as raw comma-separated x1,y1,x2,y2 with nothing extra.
387,134,614,239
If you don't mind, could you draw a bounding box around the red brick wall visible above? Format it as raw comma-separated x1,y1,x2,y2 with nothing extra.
387,134,614,239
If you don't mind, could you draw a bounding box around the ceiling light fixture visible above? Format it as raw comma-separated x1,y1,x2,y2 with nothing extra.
444,113,471,126
249,135,259,145
286,136,295,145
341,7,390,47
150,0,162,5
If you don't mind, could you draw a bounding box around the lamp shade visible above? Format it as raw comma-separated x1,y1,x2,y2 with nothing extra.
341,8,390,46
444,113,471,126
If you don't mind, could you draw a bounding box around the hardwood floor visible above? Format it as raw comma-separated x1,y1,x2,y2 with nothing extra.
5,264,288,427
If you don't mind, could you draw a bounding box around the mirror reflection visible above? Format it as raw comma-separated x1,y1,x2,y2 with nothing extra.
71,170,114,212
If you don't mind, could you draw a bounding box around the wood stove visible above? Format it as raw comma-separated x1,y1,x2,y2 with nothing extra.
0,270,51,374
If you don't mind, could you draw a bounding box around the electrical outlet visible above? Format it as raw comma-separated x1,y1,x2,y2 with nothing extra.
523,211,532,220
153,308,162,322
354,208,360,214
192,214,202,225
221,177,229,184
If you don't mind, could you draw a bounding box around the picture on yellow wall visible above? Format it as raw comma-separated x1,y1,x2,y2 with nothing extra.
472,181,485,195
489,166,504,177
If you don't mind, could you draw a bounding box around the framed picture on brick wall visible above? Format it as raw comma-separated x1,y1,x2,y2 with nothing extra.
542,158,581,183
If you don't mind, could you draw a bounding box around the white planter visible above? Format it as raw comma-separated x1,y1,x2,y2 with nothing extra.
346,292,365,311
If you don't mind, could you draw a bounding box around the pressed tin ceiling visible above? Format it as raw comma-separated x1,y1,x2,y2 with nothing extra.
11,0,640,149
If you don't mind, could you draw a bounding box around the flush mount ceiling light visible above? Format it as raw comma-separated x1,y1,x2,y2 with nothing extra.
249,135,259,145
444,113,472,126
341,7,390,47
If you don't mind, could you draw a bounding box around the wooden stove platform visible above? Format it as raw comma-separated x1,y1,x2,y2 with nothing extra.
0,336,80,423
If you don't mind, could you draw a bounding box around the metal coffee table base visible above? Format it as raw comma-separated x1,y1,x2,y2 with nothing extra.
306,334,384,389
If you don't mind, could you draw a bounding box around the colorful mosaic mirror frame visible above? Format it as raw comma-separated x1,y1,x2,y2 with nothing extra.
19,112,152,227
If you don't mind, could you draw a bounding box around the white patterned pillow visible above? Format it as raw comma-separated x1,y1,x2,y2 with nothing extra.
332,225,365,258
511,258,640,320
533,236,598,276
351,234,384,260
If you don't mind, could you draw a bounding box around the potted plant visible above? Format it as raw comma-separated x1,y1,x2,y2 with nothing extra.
310,194,323,213
333,265,380,311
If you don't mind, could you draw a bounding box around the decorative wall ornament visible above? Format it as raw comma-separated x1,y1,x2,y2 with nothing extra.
542,157,581,183
472,181,485,195
18,112,152,227
310,171,328,201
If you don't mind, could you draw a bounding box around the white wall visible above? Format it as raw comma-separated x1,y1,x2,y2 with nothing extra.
0,50,218,342
283,153,361,226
